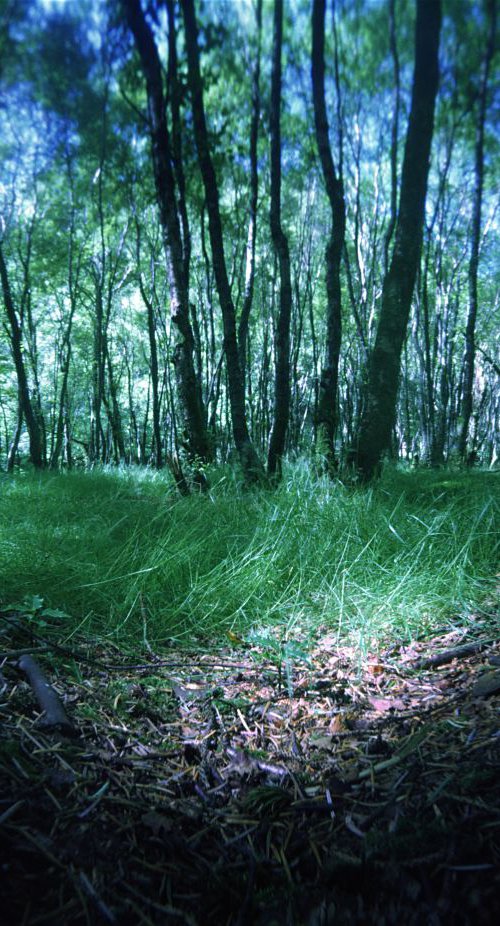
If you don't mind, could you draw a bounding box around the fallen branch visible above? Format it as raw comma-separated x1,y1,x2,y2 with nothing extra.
18,655,74,732
409,640,492,670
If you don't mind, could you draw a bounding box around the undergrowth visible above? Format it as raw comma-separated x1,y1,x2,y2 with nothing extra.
0,463,498,654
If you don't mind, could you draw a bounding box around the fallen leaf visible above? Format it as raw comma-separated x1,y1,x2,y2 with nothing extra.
309,730,333,750
329,714,347,734
368,696,405,713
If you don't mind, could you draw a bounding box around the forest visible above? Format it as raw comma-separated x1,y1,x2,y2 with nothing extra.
0,0,499,923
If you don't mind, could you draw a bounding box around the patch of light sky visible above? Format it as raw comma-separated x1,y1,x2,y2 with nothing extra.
39,0,69,9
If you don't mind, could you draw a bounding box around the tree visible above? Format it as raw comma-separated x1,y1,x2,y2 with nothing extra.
353,0,442,480
182,0,263,481
238,0,262,400
0,243,45,467
311,0,345,472
458,0,497,463
122,0,211,466
267,0,292,478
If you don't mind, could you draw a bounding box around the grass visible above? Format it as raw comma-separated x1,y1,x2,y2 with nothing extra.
0,462,498,654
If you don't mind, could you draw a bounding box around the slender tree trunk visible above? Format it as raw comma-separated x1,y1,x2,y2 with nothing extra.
135,217,163,468
122,0,211,464
51,313,75,468
353,0,441,480
267,0,293,478
90,272,105,462
182,0,263,482
104,347,126,462
311,0,346,472
6,401,23,472
0,243,45,468
458,0,496,462
383,0,400,278
238,0,262,395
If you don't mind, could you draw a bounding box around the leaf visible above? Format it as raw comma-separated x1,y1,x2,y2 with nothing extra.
41,608,70,620
368,696,405,712
24,595,44,613
329,714,348,734
309,730,333,750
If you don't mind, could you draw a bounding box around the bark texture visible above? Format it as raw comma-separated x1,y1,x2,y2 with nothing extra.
238,0,262,397
354,0,441,480
268,0,293,478
182,0,263,480
0,243,45,467
458,0,496,462
311,0,346,471
122,0,210,464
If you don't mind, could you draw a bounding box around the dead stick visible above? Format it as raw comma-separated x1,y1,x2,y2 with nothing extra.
18,655,73,731
410,640,491,670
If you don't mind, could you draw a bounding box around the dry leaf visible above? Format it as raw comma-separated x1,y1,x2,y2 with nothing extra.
368,696,405,713
329,714,347,734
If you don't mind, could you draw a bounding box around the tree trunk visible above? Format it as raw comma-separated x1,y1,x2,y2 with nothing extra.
458,0,496,462
311,0,346,472
383,0,400,278
122,0,211,464
135,217,163,468
0,243,45,468
6,401,22,472
353,0,441,481
267,0,293,478
238,0,262,397
182,0,263,482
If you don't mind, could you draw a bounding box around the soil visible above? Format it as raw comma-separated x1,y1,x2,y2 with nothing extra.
1,611,499,924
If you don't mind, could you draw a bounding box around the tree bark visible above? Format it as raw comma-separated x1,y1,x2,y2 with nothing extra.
353,0,441,480
134,216,162,468
267,0,292,478
458,0,496,462
122,0,211,464
182,0,263,481
0,243,45,468
311,0,346,472
238,0,262,397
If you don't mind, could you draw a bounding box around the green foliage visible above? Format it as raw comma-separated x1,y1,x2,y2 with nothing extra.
0,464,497,654
3,593,70,629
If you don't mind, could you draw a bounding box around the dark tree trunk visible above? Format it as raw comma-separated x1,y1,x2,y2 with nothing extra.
383,0,400,278
6,401,23,472
311,0,346,472
89,271,105,462
104,347,127,462
267,0,293,478
122,0,211,464
135,217,163,468
182,0,263,482
0,243,45,468
238,0,262,396
166,0,191,287
52,195,80,468
458,0,496,462
353,0,441,480
51,310,75,468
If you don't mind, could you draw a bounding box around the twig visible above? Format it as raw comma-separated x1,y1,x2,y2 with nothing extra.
18,655,74,732
409,640,493,670
78,871,117,924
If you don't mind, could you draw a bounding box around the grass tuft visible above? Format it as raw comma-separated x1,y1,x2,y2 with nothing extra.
0,464,498,653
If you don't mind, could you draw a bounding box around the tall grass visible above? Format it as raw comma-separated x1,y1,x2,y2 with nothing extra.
0,463,498,653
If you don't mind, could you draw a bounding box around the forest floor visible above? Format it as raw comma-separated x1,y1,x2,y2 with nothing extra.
1,610,499,925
